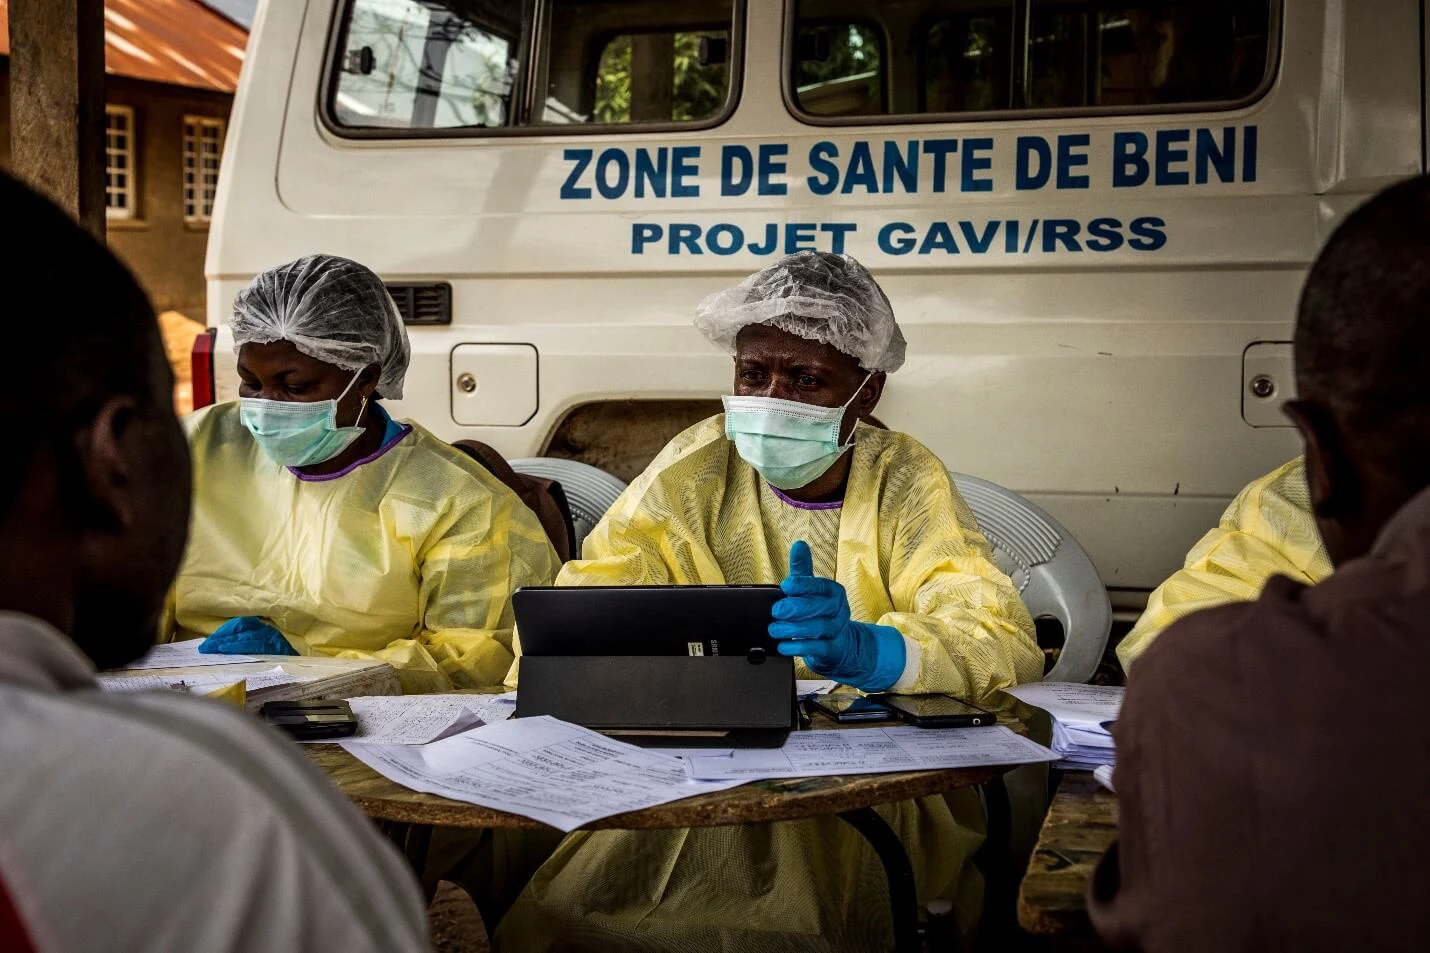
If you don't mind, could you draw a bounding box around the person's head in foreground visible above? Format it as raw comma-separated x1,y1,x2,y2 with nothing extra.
0,174,190,668
0,172,429,953
696,250,905,503
232,254,410,476
1287,174,1430,562
1089,174,1430,953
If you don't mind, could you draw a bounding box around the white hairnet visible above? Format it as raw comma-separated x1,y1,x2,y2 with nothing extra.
693,251,906,373
231,254,411,399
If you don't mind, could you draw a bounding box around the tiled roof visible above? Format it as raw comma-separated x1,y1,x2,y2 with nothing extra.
0,0,247,94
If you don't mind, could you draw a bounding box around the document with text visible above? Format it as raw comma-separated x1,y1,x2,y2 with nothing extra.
684,725,1056,781
99,665,307,694
1003,683,1123,728
343,693,517,746
1004,683,1123,770
341,715,741,830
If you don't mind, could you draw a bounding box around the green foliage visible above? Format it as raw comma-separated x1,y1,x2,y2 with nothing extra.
594,31,728,124
796,24,881,89
595,35,634,123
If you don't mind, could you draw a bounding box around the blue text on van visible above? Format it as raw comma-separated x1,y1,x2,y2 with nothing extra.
559,126,1258,200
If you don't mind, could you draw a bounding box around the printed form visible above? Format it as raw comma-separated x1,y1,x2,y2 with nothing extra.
685,725,1056,781
99,665,308,694
342,715,741,830
343,693,517,745
1003,683,1123,727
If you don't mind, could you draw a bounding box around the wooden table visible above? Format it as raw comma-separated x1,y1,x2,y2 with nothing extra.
1017,772,1119,938
308,699,1049,953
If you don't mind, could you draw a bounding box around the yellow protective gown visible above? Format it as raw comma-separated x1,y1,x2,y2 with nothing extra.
164,403,560,693
1118,457,1332,672
498,416,1040,952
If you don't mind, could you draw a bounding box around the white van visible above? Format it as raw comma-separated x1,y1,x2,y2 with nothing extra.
201,0,1425,612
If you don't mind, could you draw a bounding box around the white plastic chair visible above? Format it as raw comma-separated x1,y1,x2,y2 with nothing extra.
510,457,628,556
950,472,1112,682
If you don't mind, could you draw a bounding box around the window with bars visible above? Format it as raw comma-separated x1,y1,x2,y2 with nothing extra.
105,105,136,220
182,116,226,223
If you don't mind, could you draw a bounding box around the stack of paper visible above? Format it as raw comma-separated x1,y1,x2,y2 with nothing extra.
98,665,311,696
1004,683,1123,770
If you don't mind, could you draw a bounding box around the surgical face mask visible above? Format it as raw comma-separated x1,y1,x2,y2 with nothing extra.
722,374,872,490
239,371,369,468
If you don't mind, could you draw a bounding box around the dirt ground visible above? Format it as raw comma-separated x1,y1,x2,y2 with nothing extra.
158,310,204,415
429,882,492,953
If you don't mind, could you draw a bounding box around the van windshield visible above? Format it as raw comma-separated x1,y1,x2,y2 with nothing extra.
330,0,739,133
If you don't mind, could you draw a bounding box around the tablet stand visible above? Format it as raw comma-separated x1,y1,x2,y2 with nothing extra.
516,653,796,748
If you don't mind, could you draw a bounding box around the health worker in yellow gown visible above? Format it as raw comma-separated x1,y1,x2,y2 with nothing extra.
498,251,1043,951
163,254,559,693
1118,457,1333,672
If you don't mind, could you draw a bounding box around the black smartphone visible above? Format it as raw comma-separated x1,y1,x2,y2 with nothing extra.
870,694,997,728
260,699,359,740
808,693,897,723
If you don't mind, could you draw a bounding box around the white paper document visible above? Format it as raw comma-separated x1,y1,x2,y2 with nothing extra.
1050,722,1116,769
1005,683,1123,770
343,693,517,746
119,638,257,670
1003,683,1123,728
99,665,306,695
341,715,741,831
684,725,1056,781
796,679,838,698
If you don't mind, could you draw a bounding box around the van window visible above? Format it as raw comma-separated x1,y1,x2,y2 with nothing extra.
922,11,1014,114
793,23,885,117
329,0,739,134
332,0,520,129
553,27,731,125
791,0,1274,121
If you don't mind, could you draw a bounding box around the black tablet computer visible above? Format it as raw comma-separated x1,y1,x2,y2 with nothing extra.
512,585,783,658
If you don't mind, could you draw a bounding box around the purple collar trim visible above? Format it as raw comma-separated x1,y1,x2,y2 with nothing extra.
289,424,413,482
770,484,844,510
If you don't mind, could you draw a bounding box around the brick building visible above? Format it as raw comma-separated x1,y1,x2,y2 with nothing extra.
0,0,246,323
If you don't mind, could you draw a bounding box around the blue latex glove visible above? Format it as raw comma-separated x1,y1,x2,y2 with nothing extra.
768,540,906,692
198,617,297,656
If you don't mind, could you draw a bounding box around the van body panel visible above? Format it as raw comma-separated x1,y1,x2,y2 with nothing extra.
209,0,1422,592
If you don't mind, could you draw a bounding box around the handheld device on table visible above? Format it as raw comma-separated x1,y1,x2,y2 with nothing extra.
260,699,359,740
872,694,998,728
808,694,898,723
512,584,795,747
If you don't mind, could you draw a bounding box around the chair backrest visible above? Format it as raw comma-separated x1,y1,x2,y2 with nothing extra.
451,441,578,561
510,457,628,556
950,472,1111,683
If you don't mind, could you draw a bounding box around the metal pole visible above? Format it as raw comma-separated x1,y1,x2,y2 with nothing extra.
839,806,927,953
